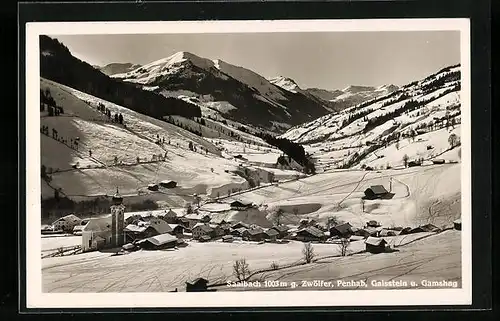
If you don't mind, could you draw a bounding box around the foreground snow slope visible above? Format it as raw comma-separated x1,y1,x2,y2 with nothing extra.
42,230,458,292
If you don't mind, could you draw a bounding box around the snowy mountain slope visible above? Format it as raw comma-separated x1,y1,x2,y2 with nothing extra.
305,87,344,101
280,64,462,171
112,51,331,132
40,78,257,202
99,62,142,76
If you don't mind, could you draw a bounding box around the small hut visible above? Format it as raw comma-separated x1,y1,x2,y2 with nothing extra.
453,218,461,231
365,237,387,254
186,278,209,292
159,180,177,188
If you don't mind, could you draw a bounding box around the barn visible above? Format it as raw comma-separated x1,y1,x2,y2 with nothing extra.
363,185,394,200
264,228,279,241
242,227,266,241
230,201,253,210
186,278,209,292
137,233,178,250
270,225,290,239
330,222,354,238
159,180,177,188
365,237,388,254
295,226,326,242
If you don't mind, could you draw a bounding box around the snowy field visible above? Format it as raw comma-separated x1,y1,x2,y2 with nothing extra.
41,231,445,293
223,230,461,291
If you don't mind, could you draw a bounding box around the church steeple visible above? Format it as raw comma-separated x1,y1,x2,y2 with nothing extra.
112,187,123,205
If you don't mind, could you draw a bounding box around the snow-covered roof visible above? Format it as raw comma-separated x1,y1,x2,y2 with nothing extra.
52,214,81,224
82,215,112,232
139,233,177,246
124,224,151,233
365,236,387,246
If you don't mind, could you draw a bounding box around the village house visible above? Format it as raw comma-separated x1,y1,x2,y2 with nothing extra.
409,223,440,234
123,224,158,243
330,222,354,239
168,224,185,237
183,213,204,228
363,185,394,200
192,223,215,240
270,225,290,239
366,220,381,228
51,214,82,232
209,216,227,225
230,200,253,211
125,214,144,225
264,228,279,241
295,226,326,242
365,237,388,254
354,226,381,238
231,221,250,230
72,218,90,235
162,209,179,223
209,224,225,237
137,233,178,250
222,235,234,243
378,229,399,237
230,227,248,237
141,216,173,234
242,227,266,241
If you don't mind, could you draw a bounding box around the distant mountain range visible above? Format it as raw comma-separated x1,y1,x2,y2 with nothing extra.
98,63,143,76
41,35,400,134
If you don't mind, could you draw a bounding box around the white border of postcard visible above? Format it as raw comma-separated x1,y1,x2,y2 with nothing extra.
25,19,472,308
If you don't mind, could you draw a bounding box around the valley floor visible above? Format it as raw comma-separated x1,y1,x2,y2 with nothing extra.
41,229,460,293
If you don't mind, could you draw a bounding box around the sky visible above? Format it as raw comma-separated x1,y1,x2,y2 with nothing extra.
51,31,460,90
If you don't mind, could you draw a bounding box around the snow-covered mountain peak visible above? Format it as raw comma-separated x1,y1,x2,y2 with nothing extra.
268,76,302,93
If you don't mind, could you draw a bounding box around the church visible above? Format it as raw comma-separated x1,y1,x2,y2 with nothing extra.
81,188,126,252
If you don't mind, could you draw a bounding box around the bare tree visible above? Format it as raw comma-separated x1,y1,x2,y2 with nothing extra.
338,238,351,256
233,258,251,281
402,154,409,168
185,202,193,214
271,208,285,226
302,242,315,263
448,133,459,149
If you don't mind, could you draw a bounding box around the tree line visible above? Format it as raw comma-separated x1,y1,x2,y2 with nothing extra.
40,88,64,116
40,35,202,121
363,84,461,133
256,133,316,174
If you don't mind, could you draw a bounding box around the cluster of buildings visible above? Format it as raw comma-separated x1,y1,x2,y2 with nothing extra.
42,187,459,256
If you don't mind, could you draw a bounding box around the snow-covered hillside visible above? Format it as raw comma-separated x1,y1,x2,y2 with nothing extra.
281,64,462,171
40,78,293,203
